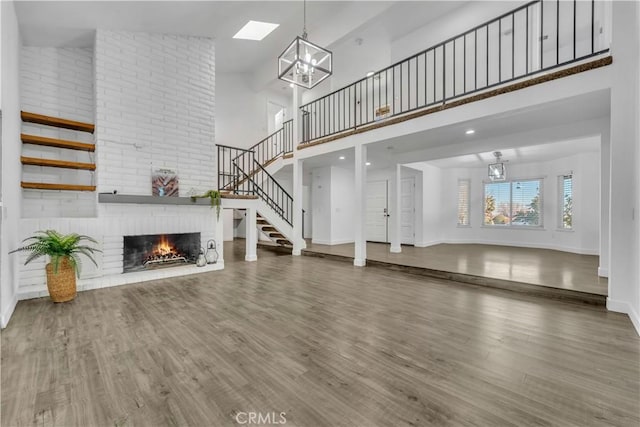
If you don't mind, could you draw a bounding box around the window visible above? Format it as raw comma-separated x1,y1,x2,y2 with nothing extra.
484,179,542,227
559,174,573,229
457,179,470,226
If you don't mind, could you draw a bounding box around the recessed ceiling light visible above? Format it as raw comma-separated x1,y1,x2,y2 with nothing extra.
366,71,375,77
289,83,294,88
465,129,475,135
233,21,279,41
339,156,345,160
366,162,371,166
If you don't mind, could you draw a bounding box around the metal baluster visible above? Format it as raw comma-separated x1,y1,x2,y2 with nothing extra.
556,0,560,65
540,0,544,70
591,0,595,53
499,19,502,82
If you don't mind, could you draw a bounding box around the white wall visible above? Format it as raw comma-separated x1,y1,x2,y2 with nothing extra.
311,166,332,244
20,47,95,217
1,0,22,327
391,2,525,63
13,30,222,305
330,166,355,244
415,150,600,255
95,30,215,196
608,1,640,333
216,72,292,150
415,163,443,247
311,165,355,245
302,29,392,105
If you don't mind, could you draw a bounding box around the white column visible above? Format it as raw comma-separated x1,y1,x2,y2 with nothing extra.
215,210,225,265
354,144,367,266
245,207,257,262
607,0,640,331
292,85,301,144
599,125,610,277
292,158,305,255
390,163,402,253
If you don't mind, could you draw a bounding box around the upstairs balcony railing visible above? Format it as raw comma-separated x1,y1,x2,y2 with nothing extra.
300,0,610,144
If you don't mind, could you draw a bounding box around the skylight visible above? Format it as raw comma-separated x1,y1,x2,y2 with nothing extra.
233,21,279,41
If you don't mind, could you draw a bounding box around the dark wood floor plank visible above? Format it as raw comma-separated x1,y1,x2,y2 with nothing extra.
1,241,638,427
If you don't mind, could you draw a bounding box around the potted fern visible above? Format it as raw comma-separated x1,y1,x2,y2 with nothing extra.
11,230,101,302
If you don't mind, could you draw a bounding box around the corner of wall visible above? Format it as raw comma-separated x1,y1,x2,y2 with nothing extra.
0,293,17,329
607,298,640,336
1,0,22,329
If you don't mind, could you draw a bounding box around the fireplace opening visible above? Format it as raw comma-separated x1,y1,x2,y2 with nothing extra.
123,232,201,273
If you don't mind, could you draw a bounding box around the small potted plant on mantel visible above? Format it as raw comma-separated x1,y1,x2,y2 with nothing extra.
11,230,101,303
191,189,222,219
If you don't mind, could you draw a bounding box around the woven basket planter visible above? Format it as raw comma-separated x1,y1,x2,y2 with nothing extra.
45,258,77,303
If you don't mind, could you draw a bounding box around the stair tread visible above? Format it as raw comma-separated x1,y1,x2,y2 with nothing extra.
21,182,96,191
21,111,95,133
21,156,95,171
21,134,95,152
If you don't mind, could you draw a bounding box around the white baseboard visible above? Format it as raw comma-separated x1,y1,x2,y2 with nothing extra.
598,267,609,277
0,293,18,329
390,245,402,253
353,258,366,267
607,298,640,336
311,238,354,246
18,262,225,301
413,240,443,248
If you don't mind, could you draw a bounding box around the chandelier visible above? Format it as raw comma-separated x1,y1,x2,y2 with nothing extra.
278,0,332,89
488,151,506,181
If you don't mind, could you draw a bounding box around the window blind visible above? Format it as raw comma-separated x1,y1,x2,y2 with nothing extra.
457,179,470,226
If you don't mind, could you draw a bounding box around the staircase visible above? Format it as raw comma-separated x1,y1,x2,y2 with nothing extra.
218,120,295,247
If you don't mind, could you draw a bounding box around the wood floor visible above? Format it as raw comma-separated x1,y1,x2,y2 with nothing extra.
304,242,608,296
1,242,638,427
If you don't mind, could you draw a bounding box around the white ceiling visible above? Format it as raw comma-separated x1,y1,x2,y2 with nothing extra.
14,1,465,74
414,137,601,169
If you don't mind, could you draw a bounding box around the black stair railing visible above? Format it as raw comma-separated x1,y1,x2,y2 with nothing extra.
251,119,293,166
232,159,293,226
217,145,254,192
217,119,293,192
216,120,295,227
300,0,610,143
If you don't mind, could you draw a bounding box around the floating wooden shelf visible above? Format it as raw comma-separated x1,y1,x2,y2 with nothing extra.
21,182,96,192
21,156,96,171
21,134,95,152
21,111,95,133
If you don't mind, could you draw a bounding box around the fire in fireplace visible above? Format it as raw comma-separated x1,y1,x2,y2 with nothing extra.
123,232,201,273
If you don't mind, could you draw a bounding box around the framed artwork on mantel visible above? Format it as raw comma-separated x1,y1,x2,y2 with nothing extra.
152,168,179,197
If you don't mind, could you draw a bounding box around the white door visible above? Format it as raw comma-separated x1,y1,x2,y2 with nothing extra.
400,177,415,244
366,180,388,242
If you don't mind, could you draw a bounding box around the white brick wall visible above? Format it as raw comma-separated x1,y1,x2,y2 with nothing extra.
17,207,221,298
20,47,96,218
94,30,216,196
16,31,222,299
